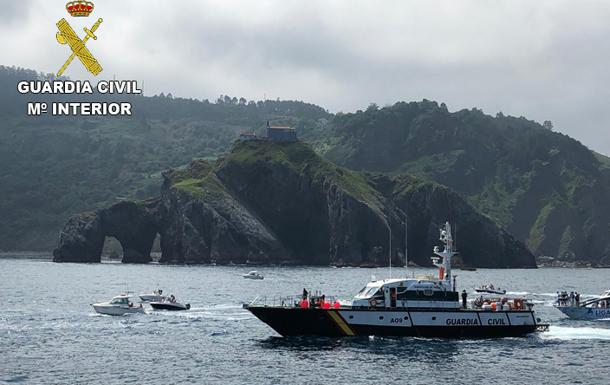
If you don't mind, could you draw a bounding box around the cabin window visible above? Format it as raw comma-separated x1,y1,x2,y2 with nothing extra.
363,287,383,298
396,290,459,301
373,288,385,298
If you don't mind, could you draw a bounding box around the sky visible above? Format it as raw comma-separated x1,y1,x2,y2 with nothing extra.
2,0,609,155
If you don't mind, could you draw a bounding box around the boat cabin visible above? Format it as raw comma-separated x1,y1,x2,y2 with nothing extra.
352,277,459,309
110,296,130,305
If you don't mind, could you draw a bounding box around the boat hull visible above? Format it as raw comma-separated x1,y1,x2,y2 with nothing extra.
150,302,189,311
245,306,541,338
139,294,165,302
475,289,506,295
555,306,610,320
92,304,145,316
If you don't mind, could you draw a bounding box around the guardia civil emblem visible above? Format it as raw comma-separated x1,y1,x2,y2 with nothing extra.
56,1,103,76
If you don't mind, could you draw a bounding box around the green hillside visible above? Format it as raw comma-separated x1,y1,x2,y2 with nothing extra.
0,65,330,250
325,101,610,264
3,64,609,265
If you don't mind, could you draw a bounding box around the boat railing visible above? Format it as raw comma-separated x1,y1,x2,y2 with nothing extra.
248,295,301,308
248,295,342,308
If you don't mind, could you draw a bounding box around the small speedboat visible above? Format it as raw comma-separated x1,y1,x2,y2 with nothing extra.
150,295,190,311
139,289,165,302
475,284,506,295
243,271,264,280
92,295,145,316
555,290,610,320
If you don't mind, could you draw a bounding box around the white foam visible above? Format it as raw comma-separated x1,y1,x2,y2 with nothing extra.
506,291,528,295
542,326,610,340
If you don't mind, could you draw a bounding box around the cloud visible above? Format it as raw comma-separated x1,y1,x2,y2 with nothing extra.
0,0,609,154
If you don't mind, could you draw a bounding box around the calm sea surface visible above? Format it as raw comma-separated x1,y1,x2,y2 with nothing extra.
1,259,609,385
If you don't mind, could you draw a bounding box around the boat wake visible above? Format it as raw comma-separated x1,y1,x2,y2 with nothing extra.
542,326,610,340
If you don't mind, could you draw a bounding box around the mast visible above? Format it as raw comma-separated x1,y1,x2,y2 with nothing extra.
431,221,456,283
395,207,408,273
388,221,392,279
404,214,408,270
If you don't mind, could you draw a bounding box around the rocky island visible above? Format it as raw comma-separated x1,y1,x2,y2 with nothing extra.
54,140,535,267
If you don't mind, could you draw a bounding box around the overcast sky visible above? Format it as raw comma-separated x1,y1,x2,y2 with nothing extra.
2,0,609,155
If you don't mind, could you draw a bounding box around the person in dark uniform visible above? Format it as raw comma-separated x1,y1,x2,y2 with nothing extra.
302,288,308,300
461,290,468,309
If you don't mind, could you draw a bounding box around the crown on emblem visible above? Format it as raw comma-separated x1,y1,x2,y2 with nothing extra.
66,1,94,17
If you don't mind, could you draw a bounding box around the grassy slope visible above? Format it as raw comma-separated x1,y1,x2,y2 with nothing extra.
224,141,386,215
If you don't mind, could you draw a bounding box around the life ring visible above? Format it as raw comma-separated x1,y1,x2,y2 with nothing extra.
369,298,377,307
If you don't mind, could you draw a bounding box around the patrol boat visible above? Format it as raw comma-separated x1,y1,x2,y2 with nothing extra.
244,222,548,337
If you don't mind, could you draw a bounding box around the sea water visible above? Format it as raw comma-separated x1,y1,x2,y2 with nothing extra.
1,259,609,384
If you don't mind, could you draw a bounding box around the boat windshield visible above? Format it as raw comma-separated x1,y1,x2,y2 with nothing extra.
356,286,382,298
111,297,128,304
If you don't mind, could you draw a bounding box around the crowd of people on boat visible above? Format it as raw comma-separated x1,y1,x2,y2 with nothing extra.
298,289,341,309
556,291,580,306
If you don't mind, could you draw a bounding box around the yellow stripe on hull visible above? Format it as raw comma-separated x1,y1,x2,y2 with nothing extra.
328,311,355,336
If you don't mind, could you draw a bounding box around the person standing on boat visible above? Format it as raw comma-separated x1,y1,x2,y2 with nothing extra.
461,290,468,309
302,288,308,300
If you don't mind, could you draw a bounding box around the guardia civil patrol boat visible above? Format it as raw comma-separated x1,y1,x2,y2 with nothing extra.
244,222,548,337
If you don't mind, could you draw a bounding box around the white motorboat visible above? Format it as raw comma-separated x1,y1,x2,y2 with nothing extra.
555,290,610,320
475,284,506,295
139,289,165,303
243,271,264,280
150,295,190,311
92,295,145,316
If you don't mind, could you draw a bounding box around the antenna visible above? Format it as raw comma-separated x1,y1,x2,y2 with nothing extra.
405,214,408,270
454,222,457,250
388,220,392,279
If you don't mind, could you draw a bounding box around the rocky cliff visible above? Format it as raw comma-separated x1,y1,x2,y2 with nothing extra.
53,200,160,263
53,141,535,267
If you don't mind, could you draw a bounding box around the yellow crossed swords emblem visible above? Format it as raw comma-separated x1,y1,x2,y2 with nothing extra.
56,18,103,77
